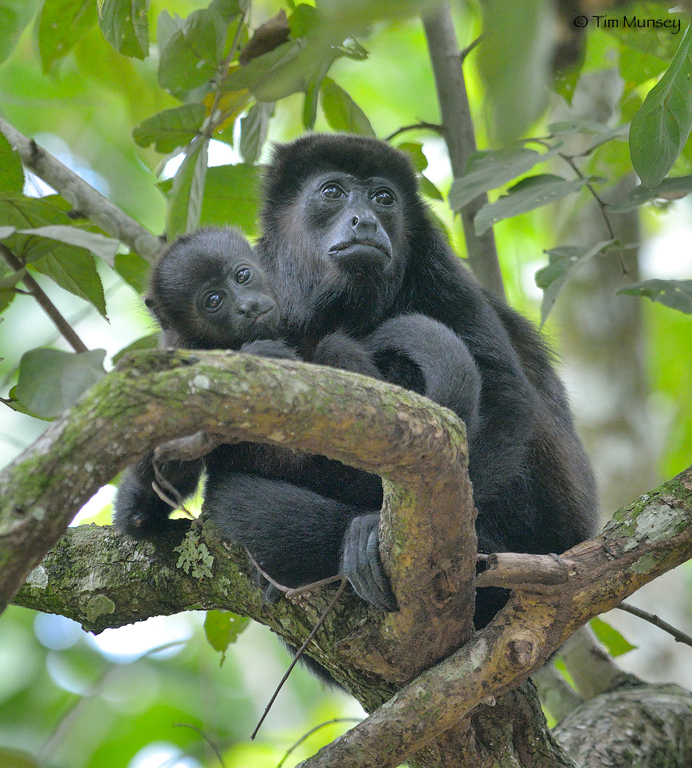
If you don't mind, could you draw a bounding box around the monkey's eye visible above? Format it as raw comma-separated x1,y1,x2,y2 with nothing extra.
321,183,346,200
373,188,395,206
235,267,252,284
204,292,225,310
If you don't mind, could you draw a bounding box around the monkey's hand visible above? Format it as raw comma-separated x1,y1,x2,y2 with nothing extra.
341,514,398,612
240,339,298,360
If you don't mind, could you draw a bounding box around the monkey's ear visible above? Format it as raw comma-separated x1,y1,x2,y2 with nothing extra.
145,295,169,329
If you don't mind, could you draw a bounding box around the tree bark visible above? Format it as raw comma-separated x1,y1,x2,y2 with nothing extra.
422,3,504,299
554,683,692,767
8,347,692,766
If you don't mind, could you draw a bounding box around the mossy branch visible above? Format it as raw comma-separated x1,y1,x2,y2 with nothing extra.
2,349,475,691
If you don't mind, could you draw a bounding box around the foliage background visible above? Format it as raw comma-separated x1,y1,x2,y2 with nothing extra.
1,1,692,766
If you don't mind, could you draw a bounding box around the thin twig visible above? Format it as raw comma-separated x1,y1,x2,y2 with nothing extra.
459,34,483,62
557,152,631,279
384,121,443,142
525,137,630,279
276,718,362,767
251,579,348,740
617,602,692,648
38,640,188,761
0,242,88,353
244,546,343,598
173,724,227,768
152,459,195,517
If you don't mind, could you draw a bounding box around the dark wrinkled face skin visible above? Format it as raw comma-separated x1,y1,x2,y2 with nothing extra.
147,229,280,350
262,171,409,341
305,172,402,281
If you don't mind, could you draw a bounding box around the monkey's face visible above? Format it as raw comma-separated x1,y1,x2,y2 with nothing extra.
193,260,280,348
300,173,406,287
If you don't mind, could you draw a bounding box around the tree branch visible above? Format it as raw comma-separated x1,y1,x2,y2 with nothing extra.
0,243,88,353
292,467,692,767
2,349,476,693
10,360,692,768
0,117,162,263
422,2,504,299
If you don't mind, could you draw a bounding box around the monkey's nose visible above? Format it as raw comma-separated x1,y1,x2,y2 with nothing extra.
238,300,262,319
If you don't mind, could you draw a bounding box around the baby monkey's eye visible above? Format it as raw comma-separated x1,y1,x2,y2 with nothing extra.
205,292,224,310
235,267,252,284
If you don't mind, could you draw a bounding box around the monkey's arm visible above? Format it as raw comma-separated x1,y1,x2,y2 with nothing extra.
365,314,482,434
204,472,395,611
313,331,383,378
113,453,203,539
240,338,298,360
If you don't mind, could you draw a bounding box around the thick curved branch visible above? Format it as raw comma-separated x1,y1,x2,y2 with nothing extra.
2,349,475,686
293,466,692,767
0,117,161,263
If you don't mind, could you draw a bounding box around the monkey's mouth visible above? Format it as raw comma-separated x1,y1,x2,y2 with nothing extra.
328,239,392,260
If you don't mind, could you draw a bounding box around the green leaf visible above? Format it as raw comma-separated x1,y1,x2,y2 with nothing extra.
31,247,107,317
302,59,330,131
16,348,107,419
630,24,692,188
617,279,692,314
204,610,250,666
112,333,159,364
0,746,39,767
590,617,636,657
553,60,583,106
0,267,24,313
18,226,120,266
165,137,209,239
209,0,241,23
220,41,301,92
607,175,692,213
114,251,150,293
535,241,614,324
198,163,261,235
155,9,182,54
583,124,629,154
239,102,273,164
0,0,38,65
158,7,224,94
396,142,427,173
98,0,149,60
449,145,563,212
133,104,207,153
321,77,375,137
473,175,591,235
0,131,24,193
548,120,611,137
288,3,319,38
419,174,443,201
37,0,97,73
0,194,110,274
249,42,319,102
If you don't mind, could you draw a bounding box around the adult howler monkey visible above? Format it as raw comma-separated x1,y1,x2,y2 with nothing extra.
201,135,599,626
114,226,475,613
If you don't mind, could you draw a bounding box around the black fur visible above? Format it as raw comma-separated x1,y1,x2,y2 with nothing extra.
113,228,298,539
202,135,599,624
